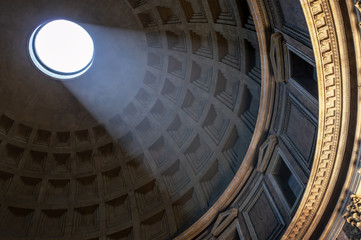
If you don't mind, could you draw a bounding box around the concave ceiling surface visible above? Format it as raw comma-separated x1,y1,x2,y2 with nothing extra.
0,0,261,239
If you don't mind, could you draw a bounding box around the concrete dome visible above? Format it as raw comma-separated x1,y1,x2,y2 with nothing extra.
0,0,360,240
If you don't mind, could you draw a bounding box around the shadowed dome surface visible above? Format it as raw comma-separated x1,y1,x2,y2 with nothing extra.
0,0,262,239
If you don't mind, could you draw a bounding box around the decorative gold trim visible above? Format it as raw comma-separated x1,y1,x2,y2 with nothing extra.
281,0,351,239
320,0,361,238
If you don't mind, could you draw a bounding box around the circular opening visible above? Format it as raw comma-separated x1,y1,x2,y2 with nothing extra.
29,19,94,80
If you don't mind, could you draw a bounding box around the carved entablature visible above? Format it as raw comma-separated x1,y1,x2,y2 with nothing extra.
343,195,361,229
281,0,350,239
270,32,285,83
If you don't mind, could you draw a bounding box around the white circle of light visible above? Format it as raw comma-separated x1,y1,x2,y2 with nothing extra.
29,19,94,79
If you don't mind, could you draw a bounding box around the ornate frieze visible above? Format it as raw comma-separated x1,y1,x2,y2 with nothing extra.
281,0,349,239
343,195,361,229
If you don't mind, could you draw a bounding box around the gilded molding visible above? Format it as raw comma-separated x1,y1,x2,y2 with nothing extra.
320,0,361,238
282,0,349,239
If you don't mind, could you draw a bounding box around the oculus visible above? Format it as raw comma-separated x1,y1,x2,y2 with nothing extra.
29,19,94,80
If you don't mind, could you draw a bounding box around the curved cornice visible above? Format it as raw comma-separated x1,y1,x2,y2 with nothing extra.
282,0,354,239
